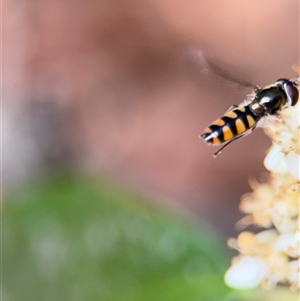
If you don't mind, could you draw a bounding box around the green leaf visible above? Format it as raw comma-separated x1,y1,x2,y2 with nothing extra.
3,172,234,301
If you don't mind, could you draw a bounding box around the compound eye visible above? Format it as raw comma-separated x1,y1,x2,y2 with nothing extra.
276,78,288,85
276,79,299,106
286,84,299,106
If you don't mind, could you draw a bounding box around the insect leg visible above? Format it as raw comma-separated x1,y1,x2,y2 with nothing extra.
213,139,238,157
213,127,256,157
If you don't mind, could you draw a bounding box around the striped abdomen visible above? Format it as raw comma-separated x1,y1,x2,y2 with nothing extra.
201,106,260,145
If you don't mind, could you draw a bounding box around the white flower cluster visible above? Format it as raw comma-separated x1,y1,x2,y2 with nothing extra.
225,77,300,291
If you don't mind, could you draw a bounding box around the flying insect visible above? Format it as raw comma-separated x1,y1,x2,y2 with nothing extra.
201,77,299,157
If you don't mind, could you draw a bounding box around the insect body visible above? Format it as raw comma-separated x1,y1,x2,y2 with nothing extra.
201,78,299,157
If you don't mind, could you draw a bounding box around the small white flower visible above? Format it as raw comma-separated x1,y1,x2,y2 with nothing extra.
275,233,297,257
264,145,289,175
225,256,269,289
286,260,300,287
285,152,300,181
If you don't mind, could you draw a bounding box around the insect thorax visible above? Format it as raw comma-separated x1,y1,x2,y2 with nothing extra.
250,86,287,115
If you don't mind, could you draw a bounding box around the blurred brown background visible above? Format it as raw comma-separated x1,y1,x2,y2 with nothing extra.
4,0,299,235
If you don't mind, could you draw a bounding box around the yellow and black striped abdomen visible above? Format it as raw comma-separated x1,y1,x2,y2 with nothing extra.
201,106,259,145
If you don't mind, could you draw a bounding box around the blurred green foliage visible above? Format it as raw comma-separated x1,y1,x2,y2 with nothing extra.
3,172,235,301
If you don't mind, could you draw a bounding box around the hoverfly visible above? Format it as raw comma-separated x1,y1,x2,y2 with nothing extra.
190,50,300,157
201,77,299,157
201,77,300,157
189,50,300,156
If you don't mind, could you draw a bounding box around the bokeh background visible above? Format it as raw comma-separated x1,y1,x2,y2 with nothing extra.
3,1,299,300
